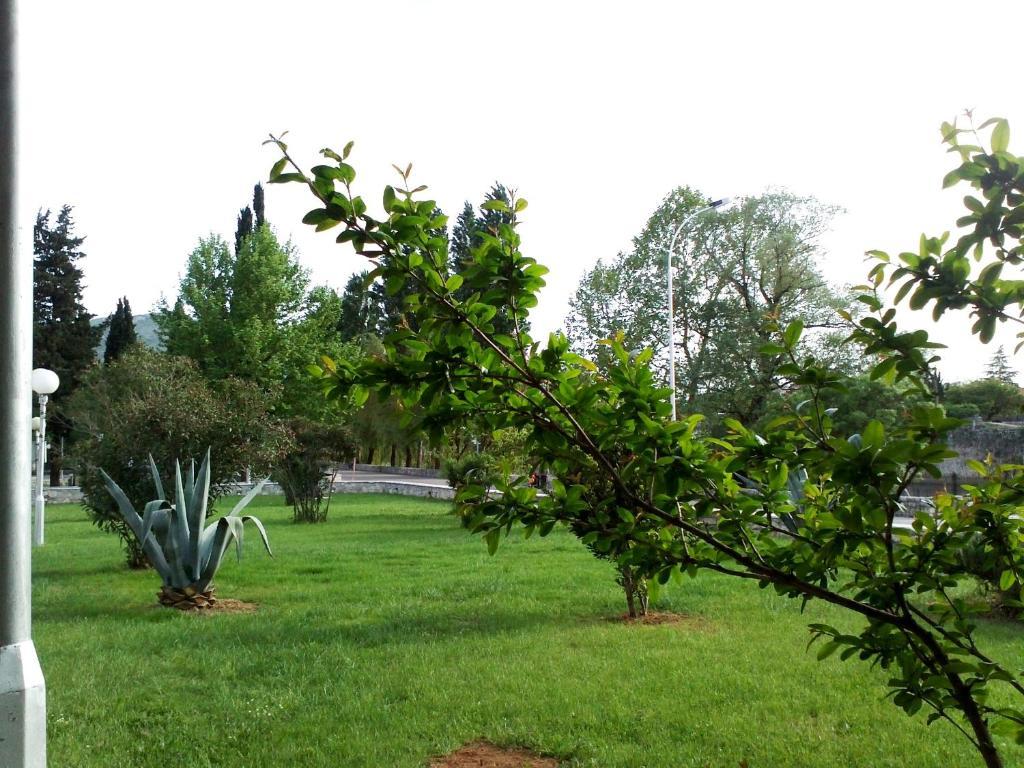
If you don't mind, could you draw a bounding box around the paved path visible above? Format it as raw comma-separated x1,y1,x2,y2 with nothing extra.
331,470,448,487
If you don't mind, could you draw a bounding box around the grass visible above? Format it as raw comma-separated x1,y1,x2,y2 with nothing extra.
33,494,1024,767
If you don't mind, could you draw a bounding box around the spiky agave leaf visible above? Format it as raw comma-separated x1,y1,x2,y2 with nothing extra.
195,513,274,593
147,455,165,501
228,476,270,517
98,469,174,583
171,460,193,579
189,449,212,579
240,514,273,558
138,499,170,547
182,459,195,513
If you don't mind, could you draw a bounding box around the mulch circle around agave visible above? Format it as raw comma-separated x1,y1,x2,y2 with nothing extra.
155,586,259,614
429,741,559,768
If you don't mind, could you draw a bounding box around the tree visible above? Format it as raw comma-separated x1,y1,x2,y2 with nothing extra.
103,296,137,365
337,271,381,341
156,226,308,385
944,379,1024,421
69,347,290,567
447,185,522,336
275,418,354,523
253,182,266,229
234,205,253,255
448,201,476,279
778,374,927,438
566,189,851,425
986,346,1016,384
33,205,105,485
269,122,1024,767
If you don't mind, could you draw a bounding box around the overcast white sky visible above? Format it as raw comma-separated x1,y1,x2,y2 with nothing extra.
18,1,1024,383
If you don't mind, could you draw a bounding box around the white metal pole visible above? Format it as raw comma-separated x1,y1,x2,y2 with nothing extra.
32,394,45,547
0,0,48,760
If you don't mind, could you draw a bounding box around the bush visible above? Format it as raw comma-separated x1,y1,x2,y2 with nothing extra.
275,418,355,523
68,348,290,567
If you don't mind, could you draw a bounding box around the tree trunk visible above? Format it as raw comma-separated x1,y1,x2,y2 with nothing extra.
390,444,397,467
367,446,375,464
404,445,413,467
620,567,648,618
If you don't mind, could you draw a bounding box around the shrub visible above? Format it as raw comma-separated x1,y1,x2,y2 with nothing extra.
68,348,290,567
275,418,355,523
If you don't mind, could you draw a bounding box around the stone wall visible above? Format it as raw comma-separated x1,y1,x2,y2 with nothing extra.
40,479,453,504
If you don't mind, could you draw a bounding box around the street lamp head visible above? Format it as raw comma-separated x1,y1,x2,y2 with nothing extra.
31,368,59,395
710,197,736,212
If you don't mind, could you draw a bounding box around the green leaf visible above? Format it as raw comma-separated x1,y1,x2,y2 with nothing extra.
383,186,396,212
991,119,1010,153
268,172,306,185
445,274,464,292
342,140,354,160
861,420,884,449
783,320,804,348
481,199,510,213
485,528,500,555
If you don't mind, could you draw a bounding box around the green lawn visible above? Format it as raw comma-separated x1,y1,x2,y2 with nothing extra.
32,495,1024,767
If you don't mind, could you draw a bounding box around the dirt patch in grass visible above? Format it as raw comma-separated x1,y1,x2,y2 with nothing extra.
150,599,259,615
203,598,259,614
429,741,558,768
612,610,710,628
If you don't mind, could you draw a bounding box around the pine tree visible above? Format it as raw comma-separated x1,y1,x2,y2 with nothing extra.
986,346,1017,384
33,205,104,484
478,182,514,235
448,201,476,277
446,183,522,335
103,296,137,364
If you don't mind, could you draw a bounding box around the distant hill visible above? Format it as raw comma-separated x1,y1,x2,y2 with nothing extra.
91,313,164,358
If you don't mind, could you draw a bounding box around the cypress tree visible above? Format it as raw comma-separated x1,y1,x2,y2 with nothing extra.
253,183,266,230
104,296,137,364
234,206,253,255
33,205,104,484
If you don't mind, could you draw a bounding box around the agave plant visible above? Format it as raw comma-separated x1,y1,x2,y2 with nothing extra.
100,449,272,610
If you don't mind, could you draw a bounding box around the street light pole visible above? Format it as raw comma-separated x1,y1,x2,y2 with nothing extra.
30,370,58,548
666,197,734,420
0,0,48,762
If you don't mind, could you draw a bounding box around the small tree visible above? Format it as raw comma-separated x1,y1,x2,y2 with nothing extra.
986,346,1017,384
275,418,354,523
69,348,290,567
269,118,1024,767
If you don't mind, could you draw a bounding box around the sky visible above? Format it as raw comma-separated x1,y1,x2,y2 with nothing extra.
17,0,1024,383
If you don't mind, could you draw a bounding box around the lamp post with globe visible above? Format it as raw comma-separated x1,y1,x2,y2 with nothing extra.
31,368,58,547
